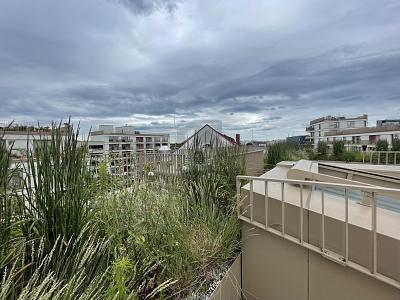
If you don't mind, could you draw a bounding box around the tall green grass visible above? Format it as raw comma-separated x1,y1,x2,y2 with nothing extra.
266,142,308,166
1,121,243,299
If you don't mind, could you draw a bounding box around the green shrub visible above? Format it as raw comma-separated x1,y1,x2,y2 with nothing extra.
392,138,400,151
266,142,302,166
316,141,329,160
332,141,345,157
376,139,389,151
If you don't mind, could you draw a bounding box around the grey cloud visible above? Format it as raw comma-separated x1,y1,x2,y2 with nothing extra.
1,0,400,140
110,0,181,14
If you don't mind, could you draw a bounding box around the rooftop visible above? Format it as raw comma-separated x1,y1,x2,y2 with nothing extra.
310,114,368,125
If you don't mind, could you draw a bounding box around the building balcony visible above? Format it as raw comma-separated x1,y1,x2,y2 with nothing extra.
306,126,314,132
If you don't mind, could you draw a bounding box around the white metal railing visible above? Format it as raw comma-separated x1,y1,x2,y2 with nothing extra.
236,175,400,290
362,151,400,165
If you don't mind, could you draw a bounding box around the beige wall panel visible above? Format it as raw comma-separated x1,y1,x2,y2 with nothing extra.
241,222,308,300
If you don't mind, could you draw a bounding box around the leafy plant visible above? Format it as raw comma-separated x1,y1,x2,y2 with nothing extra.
316,141,329,160
376,139,389,151
392,138,400,151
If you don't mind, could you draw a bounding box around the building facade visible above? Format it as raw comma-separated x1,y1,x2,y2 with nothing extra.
0,122,69,158
322,125,400,150
306,114,368,147
377,119,400,127
88,125,170,175
286,135,308,146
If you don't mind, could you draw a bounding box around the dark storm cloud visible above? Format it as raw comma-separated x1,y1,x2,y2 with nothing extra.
0,0,400,140
111,0,181,14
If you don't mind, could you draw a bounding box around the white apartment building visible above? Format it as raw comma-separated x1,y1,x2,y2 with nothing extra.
306,114,368,147
88,125,170,175
322,124,400,150
0,122,69,158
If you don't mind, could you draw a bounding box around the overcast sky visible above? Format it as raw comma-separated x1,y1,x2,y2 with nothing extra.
1,0,400,141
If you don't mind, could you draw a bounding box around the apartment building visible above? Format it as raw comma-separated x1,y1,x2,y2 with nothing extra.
377,119,400,127
306,114,368,147
0,122,69,158
322,125,400,150
88,125,170,175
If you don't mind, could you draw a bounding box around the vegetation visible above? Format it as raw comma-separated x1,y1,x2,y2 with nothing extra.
265,142,307,167
391,138,400,151
376,139,389,151
315,141,329,160
0,122,243,299
264,140,400,166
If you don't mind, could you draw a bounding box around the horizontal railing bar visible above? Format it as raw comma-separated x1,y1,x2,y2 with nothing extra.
236,175,400,194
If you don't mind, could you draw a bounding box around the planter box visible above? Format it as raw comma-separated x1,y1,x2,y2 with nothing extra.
209,255,242,300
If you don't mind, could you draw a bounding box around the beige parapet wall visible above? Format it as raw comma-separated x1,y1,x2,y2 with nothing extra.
241,222,400,300
209,255,242,300
239,178,400,299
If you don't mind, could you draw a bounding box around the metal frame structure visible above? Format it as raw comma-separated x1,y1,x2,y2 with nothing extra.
236,175,400,290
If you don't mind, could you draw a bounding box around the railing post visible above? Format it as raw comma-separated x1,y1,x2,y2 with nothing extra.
236,177,241,217
265,181,269,229
378,151,380,165
362,151,365,164
395,152,397,165
370,151,373,164
250,179,254,223
386,152,388,165
344,188,349,262
371,192,377,274
281,182,285,236
321,187,325,251
300,184,304,243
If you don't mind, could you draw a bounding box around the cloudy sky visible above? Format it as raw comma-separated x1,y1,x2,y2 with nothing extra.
1,0,400,141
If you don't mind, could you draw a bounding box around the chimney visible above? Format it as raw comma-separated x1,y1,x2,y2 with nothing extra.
235,134,241,145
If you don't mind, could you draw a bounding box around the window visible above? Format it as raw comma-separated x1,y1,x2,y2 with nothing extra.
347,121,355,128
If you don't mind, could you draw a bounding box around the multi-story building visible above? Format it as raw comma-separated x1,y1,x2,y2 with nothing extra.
0,122,69,158
88,125,170,175
377,119,400,127
322,124,400,150
306,114,368,147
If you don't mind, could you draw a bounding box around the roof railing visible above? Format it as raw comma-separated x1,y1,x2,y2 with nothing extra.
236,175,400,290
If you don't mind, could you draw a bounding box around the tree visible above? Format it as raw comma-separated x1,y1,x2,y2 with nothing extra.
376,139,389,151
392,138,400,151
332,141,345,160
316,141,329,160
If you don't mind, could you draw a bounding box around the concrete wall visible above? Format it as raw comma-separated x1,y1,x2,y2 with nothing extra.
242,222,400,300
209,255,242,300
244,150,264,176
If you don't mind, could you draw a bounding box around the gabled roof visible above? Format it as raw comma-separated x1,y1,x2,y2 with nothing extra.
179,124,237,147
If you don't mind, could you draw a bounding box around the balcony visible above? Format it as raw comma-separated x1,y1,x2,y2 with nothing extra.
306,126,314,132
